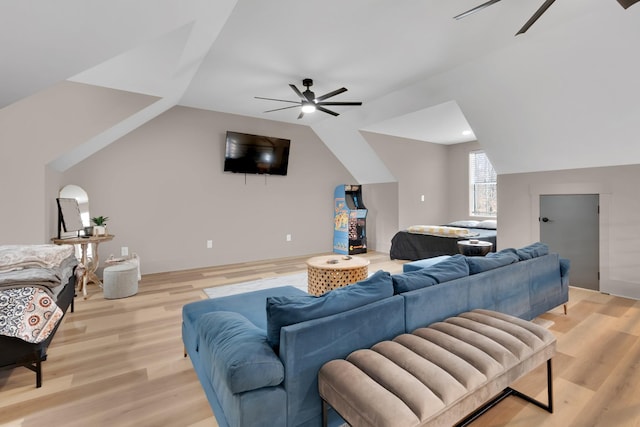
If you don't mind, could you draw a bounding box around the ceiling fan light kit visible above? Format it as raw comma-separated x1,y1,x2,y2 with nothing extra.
455,0,640,35
301,103,316,113
256,78,362,119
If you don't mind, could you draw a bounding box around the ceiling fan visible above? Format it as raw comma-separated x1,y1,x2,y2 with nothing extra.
255,78,363,119
454,0,640,35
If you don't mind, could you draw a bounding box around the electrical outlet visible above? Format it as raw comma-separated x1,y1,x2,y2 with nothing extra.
286,234,292,242
121,246,129,257
206,240,213,249
421,194,425,202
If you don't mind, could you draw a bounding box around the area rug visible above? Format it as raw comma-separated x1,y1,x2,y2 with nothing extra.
203,272,308,299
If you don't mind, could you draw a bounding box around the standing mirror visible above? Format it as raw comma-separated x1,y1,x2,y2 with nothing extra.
58,185,91,239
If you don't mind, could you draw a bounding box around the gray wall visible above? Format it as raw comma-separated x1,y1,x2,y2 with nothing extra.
366,132,486,227
61,106,356,274
0,81,158,243
0,82,481,276
362,182,399,254
498,164,640,299
10,81,639,300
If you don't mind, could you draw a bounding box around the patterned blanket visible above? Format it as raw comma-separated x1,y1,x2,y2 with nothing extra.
0,287,63,344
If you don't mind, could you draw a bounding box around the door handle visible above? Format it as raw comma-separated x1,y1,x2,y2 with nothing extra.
540,217,550,222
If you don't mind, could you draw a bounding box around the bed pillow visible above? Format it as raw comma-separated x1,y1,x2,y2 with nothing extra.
447,220,480,228
198,311,284,394
392,270,439,294
516,242,549,260
475,219,497,229
266,270,393,350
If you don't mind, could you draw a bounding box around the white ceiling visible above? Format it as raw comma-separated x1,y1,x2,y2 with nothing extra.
3,0,640,179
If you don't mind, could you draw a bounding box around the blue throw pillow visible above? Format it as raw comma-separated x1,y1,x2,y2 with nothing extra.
516,242,549,260
466,251,519,274
392,270,438,294
266,270,393,350
420,254,469,283
198,311,284,394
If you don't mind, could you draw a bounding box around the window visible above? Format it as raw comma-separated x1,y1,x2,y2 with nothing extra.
469,151,497,217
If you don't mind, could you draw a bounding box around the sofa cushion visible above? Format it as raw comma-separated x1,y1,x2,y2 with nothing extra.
392,270,439,294
418,254,469,284
516,242,549,260
266,270,393,350
466,251,520,274
198,311,284,394
402,255,451,273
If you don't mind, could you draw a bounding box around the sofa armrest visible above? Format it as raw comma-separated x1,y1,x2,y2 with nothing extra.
278,295,406,426
559,258,571,287
198,311,284,394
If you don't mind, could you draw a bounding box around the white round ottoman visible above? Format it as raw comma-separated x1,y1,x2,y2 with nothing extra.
103,263,138,299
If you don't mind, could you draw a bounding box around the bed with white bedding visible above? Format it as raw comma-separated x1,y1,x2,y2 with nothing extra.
0,245,78,387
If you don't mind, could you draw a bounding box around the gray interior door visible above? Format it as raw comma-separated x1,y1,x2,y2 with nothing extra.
539,194,599,291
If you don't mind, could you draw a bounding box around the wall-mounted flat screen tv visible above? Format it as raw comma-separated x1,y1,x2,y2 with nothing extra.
224,131,291,176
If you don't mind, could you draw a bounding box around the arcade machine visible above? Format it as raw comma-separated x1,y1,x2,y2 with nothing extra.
333,184,367,255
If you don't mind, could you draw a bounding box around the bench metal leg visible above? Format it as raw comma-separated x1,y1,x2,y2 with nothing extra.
456,358,553,427
322,399,329,427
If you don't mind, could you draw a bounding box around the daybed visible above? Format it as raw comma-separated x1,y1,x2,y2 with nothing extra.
390,220,497,260
182,242,569,427
0,245,78,388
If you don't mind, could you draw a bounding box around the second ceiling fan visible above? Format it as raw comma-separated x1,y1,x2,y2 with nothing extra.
256,78,362,119
455,0,640,35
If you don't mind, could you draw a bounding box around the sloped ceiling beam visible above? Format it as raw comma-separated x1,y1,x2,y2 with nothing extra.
49,0,238,171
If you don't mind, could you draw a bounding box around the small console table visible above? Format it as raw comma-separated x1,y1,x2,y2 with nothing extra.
306,255,369,296
52,234,114,299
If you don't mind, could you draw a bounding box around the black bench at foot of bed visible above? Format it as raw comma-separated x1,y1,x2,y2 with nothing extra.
0,275,76,388
390,228,497,261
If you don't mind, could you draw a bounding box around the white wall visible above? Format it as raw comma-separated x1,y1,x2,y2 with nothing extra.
499,164,640,299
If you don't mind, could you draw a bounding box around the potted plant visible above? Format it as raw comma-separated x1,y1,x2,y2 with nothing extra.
91,216,109,236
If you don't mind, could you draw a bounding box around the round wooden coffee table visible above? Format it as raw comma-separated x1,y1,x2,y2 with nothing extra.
306,255,370,296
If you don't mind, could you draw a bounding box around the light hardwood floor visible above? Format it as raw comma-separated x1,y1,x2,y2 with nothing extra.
1,251,639,426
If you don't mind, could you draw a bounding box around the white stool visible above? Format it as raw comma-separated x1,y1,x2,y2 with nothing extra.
103,263,138,299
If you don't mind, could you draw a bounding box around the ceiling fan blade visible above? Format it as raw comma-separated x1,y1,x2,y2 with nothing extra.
289,84,306,101
516,0,557,35
315,87,347,102
263,105,300,113
454,0,503,20
316,101,363,106
617,0,640,8
317,106,339,117
255,96,299,104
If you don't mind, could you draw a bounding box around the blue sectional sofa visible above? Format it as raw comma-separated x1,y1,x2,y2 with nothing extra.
182,243,569,427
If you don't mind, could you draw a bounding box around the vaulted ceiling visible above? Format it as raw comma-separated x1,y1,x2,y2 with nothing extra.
3,1,640,181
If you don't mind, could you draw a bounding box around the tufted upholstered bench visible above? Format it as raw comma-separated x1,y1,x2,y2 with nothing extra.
318,309,556,427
